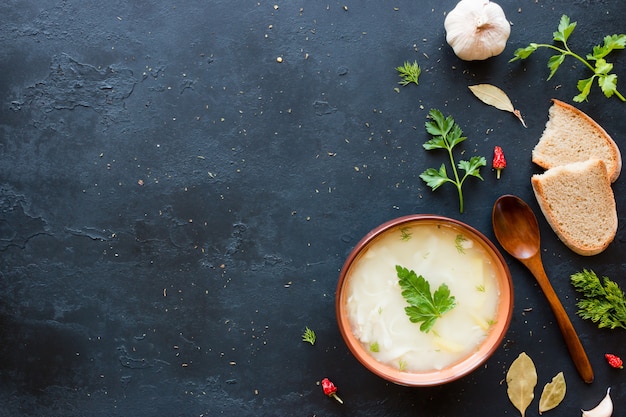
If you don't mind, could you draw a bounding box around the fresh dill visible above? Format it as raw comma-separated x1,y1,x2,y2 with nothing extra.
396,60,421,86
571,269,626,330
302,327,317,345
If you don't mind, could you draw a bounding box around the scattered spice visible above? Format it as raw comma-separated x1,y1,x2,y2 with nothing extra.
493,146,506,179
321,378,343,404
605,353,623,369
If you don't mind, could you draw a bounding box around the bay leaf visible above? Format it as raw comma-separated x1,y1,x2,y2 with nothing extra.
506,352,537,417
539,372,566,414
468,84,527,127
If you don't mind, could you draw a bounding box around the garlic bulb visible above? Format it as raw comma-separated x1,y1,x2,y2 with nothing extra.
582,388,613,417
444,0,511,61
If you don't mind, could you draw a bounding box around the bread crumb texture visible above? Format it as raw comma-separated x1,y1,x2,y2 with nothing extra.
532,99,622,183
531,159,617,255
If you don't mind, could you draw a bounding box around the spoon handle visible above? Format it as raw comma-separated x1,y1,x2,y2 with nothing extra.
523,256,594,383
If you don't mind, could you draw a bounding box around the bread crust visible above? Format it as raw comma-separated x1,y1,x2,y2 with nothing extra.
532,99,622,183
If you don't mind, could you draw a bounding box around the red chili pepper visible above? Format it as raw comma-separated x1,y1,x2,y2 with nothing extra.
605,353,623,369
321,378,343,404
493,146,506,179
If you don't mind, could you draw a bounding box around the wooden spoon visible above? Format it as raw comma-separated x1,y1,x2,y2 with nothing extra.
492,194,594,383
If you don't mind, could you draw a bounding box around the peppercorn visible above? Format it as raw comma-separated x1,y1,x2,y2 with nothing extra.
605,353,623,369
321,378,343,404
493,146,506,179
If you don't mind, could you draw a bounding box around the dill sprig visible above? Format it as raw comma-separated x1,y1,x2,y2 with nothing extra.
396,61,421,86
571,269,626,330
302,327,316,345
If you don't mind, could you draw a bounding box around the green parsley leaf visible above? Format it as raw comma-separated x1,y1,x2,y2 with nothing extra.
420,164,451,191
302,327,316,345
369,341,380,352
396,60,421,86
571,269,626,330
510,15,626,102
419,109,486,213
599,73,618,98
588,34,626,61
547,54,565,80
553,15,576,43
458,157,486,180
396,265,456,333
510,43,538,61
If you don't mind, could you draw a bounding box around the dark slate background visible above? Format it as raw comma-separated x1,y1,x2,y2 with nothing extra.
1,1,625,416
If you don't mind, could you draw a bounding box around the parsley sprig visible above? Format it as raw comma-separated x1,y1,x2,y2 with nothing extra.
396,61,421,86
419,109,486,213
510,15,626,102
396,265,456,333
571,269,626,330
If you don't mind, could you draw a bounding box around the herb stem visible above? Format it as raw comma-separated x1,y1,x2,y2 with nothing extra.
446,146,464,213
536,44,596,72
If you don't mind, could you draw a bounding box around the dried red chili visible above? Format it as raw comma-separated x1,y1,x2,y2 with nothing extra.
605,353,623,369
493,146,506,179
321,377,343,404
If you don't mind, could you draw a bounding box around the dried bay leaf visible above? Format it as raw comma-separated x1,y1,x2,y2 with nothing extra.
506,352,537,417
539,372,566,414
468,84,527,127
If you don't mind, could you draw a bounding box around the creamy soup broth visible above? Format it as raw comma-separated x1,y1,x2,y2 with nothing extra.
345,222,500,372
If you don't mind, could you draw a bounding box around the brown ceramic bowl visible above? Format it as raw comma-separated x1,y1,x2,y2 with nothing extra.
336,215,513,386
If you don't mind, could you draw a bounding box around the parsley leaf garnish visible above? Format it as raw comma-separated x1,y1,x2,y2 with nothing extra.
396,265,456,333
419,109,486,213
510,15,626,102
571,269,626,330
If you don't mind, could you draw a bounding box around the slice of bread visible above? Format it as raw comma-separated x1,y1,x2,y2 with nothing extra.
531,159,617,256
532,99,622,183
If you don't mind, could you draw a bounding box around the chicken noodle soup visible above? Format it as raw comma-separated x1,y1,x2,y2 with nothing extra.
345,223,500,372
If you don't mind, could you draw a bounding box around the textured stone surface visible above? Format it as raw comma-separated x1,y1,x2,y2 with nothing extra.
1,1,625,416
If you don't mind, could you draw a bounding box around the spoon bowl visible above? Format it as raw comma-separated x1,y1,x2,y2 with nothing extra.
492,194,541,260
492,195,594,383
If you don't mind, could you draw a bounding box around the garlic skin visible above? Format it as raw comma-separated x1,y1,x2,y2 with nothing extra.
444,0,511,61
582,388,613,417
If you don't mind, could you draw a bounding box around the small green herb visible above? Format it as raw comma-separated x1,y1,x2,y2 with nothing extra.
419,109,486,213
476,284,486,292
571,269,626,329
396,60,421,86
369,341,380,352
398,359,407,371
400,227,412,241
455,234,467,253
302,327,316,345
510,15,626,102
396,265,456,333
